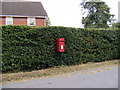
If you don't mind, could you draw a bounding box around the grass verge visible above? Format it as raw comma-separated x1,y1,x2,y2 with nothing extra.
2,60,119,84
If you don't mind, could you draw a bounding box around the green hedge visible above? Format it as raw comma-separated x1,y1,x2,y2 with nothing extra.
2,25,120,72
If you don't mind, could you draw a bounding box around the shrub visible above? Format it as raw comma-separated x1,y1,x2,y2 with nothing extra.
2,25,120,72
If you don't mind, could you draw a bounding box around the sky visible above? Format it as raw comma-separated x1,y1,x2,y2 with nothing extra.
2,0,120,28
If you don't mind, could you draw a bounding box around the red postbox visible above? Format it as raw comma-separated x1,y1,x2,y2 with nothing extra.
56,38,65,52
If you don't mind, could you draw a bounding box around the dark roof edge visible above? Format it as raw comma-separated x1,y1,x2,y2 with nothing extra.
1,0,41,2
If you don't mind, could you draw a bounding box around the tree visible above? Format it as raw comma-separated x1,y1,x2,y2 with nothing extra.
112,22,120,28
46,17,51,26
81,0,115,28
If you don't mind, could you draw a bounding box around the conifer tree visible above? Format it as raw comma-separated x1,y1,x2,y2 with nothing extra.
81,0,115,28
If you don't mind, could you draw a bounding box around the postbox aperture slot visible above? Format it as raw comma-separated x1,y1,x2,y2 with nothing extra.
60,41,64,42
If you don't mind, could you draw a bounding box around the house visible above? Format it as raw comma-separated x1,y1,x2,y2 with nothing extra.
0,1,48,26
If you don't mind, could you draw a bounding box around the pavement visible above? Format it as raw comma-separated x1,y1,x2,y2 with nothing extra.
2,66,119,88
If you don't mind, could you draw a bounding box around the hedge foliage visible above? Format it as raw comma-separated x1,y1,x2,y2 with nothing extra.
2,25,120,72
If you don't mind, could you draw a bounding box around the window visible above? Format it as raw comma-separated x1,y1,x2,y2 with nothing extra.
6,17,13,25
27,18,36,26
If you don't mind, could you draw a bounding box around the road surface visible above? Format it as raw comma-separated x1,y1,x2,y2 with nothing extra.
2,66,118,88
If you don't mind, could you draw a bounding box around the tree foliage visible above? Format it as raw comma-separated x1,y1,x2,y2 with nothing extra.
81,0,115,28
46,17,51,26
112,22,120,28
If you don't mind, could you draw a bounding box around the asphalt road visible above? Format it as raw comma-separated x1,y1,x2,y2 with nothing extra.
2,66,118,88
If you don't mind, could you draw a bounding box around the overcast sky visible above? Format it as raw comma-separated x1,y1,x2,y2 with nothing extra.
2,0,120,28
